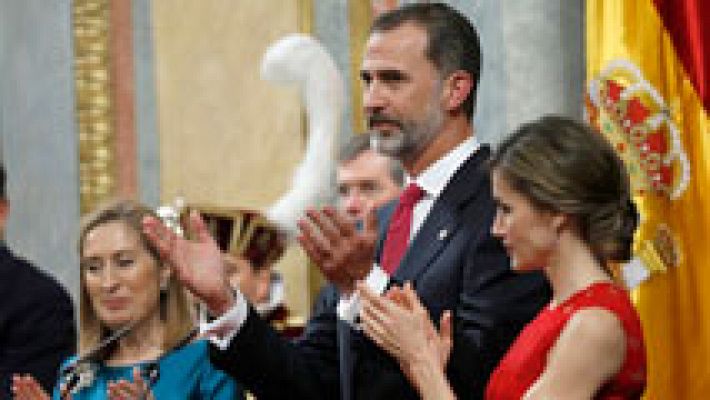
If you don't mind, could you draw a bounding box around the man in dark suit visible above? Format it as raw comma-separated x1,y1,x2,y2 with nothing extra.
0,164,76,397
143,3,550,399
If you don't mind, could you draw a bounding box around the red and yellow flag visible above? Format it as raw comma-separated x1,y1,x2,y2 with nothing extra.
586,1,709,398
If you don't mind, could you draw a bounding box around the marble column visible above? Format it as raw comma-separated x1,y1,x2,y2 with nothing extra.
0,0,81,302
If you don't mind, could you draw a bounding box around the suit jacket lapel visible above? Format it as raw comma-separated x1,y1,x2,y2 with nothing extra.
394,146,491,282
394,205,458,282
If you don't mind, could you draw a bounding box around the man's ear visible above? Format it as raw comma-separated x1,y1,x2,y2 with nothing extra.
442,71,473,111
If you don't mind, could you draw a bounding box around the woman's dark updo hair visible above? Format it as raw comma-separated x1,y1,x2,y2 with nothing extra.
490,115,638,264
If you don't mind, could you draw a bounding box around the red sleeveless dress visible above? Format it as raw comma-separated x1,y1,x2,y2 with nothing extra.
485,282,646,399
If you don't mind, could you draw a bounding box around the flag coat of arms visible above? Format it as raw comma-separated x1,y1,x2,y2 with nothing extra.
586,1,708,398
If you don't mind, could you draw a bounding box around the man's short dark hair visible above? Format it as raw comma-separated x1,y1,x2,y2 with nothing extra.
337,133,404,186
371,3,481,120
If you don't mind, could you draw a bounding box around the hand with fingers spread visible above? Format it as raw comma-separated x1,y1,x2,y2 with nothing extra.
359,282,453,369
297,206,379,293
386,283,453,369
107,367,155,400
11,374,52,400
142,210,234,316
359,282,456,400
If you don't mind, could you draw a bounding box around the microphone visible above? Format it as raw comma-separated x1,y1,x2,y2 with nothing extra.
59,321,136,398
59,323,199,398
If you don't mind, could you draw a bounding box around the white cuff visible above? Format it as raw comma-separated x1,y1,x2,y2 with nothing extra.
336,292,361,326
336,264,389,326
199,290,249,351
365,263,390,294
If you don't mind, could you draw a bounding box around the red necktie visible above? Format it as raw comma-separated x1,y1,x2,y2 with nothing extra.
381,183,425,275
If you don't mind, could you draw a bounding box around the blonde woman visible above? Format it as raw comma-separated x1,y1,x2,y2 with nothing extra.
13,200,243,400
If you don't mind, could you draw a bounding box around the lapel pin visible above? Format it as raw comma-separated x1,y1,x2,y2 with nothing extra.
438,229,448,240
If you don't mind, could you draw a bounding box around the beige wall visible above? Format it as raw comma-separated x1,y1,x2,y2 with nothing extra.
152,1,311,317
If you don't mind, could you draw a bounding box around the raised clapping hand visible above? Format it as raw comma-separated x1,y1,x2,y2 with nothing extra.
11,375,52,400
107,367,155,400
297,206,379,293
143,210,234,316
358,282,453,385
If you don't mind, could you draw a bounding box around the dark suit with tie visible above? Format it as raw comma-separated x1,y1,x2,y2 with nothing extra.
0,244,76,398
210,146,550,399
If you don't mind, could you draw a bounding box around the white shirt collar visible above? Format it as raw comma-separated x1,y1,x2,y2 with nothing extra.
406,136,480,198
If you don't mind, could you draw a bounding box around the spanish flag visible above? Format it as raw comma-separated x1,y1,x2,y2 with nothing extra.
586,1,709,398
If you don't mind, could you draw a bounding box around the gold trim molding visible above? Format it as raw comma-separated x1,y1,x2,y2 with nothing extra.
73,0,115,214
298,0,314,34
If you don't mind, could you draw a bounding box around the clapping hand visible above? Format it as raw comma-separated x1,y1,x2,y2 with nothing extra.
11,375,52,400
298,206,379,293
107,367,155,400
359,282,453,378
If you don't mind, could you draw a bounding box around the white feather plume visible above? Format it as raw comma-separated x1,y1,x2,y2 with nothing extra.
262,34,345,239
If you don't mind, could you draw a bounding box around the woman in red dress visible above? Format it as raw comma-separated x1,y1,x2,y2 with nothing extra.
359,116,646,399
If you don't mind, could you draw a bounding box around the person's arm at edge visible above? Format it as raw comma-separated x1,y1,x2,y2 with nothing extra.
523,308,626,399
206,286,341,400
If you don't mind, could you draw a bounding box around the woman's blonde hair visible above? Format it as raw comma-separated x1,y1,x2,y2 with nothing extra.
491,116,638,266
78,199,194,355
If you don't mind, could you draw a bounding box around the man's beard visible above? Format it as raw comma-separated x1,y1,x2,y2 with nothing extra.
368,103,443,163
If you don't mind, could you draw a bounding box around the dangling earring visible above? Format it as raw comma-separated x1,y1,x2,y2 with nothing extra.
159,282,168,321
